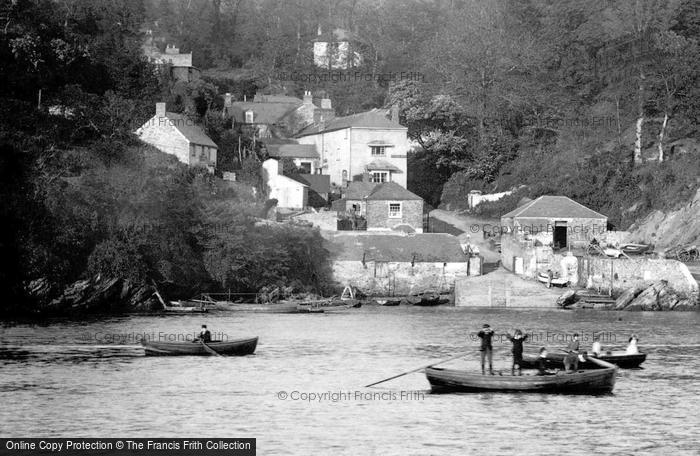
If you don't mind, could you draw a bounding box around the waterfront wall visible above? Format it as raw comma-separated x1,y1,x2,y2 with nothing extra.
578,256,699,299
331,258,480,296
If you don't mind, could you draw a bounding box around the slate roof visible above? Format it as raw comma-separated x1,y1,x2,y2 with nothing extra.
366,182,422,201
296,109,405,136
344,181,377,200
327,233,467,262
266,143,319,159
229,102,299,125
501,195,607,219
166,112,217,147
366,159,403,173
288,174,330,195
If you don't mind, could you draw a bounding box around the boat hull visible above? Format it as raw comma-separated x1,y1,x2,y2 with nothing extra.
521,351,646,369
537,274,568,286
425,367,616,394
142,337,258,356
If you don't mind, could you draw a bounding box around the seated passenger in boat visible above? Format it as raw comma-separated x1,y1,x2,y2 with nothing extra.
626,334,639,354
195,324,212,343
536,347,550,375
591,336,602,356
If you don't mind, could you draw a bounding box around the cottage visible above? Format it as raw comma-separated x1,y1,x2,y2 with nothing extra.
136,103,217,172
264,141,320,174
313,27,362,69
326,233,475,296
225,91,334,138
143,39,200,82
501,195,607,249
296,107,409,188
262,159,308,210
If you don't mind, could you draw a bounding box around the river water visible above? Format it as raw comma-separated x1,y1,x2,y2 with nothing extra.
1,307,699,455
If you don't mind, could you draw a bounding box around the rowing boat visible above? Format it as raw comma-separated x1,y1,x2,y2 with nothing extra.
521,351,646,369
537,273,568,286
142,337,258,356
425,366,616,394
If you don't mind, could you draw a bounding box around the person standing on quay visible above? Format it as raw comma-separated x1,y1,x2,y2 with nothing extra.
477,324,495,375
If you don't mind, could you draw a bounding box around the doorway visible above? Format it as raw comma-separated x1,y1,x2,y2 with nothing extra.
553,221,567,249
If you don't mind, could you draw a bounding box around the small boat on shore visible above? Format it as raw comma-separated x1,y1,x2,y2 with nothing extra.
142,337,258,356
537,273,568,287
425,365,617,394
375,298,401,306
521,351,646,369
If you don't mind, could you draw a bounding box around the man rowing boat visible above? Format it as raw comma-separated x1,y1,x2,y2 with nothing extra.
194,324,212,343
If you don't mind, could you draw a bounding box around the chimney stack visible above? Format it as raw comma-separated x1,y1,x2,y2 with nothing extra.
391,105,400,123
224,93,232,107
321,98,332,110
156,102,166,118
303,91,313,105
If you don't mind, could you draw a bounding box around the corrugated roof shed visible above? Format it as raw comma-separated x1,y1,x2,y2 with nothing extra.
327,233,467,262
501,195,607,219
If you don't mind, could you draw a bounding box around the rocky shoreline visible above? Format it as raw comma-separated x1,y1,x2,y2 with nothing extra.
557,280,699,311
23,275,161,316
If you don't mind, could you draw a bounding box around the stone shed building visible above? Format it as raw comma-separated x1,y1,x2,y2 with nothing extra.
366,182,423,233
326,233,479,296
501,195,607,249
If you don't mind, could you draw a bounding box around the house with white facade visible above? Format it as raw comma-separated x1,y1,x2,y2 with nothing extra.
262,159,308,209
313,27,362,69
296,107,409,188
136,102,218,172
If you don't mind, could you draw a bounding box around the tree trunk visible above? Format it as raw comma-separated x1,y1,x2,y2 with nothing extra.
657,112,668,163
634,72,645,165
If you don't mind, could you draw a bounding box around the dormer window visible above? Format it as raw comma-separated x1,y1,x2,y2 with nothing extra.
245,110,254,123
371,146,386,156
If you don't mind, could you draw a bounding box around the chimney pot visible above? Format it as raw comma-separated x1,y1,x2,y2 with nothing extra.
156,102,166,118
303,91,313,105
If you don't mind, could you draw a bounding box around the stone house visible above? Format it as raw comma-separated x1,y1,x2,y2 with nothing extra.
501,195,607,249
326,233,476,296
296,107,410,189
332,181,423,233
143,39,200,82
262,159,308,209
366,182,423,233
136,103,217,172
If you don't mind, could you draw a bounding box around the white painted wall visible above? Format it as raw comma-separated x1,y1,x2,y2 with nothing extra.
263,159,307,209
298,127,409,188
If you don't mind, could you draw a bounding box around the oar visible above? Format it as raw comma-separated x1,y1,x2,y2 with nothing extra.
365,351,470,388
585,356,616,369
200,341,222,357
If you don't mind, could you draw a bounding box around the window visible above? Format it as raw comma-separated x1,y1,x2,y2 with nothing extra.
299,162,311,174
388,202,402,218
371,146,386,156
372,171,388,183
245,110,254,123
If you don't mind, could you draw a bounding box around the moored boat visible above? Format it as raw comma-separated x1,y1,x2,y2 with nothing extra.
537,273,569,287
521,351,646,369
142,337,258,356
425,366,617,394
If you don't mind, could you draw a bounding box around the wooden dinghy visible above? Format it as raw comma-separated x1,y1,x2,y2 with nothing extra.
537,273,569,287
142,337,258,356
521,351,646,369
425,365,617,394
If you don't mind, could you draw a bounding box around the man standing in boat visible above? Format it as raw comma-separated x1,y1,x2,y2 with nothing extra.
563,333,580,371
477,324,495,375
507,329,528,376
